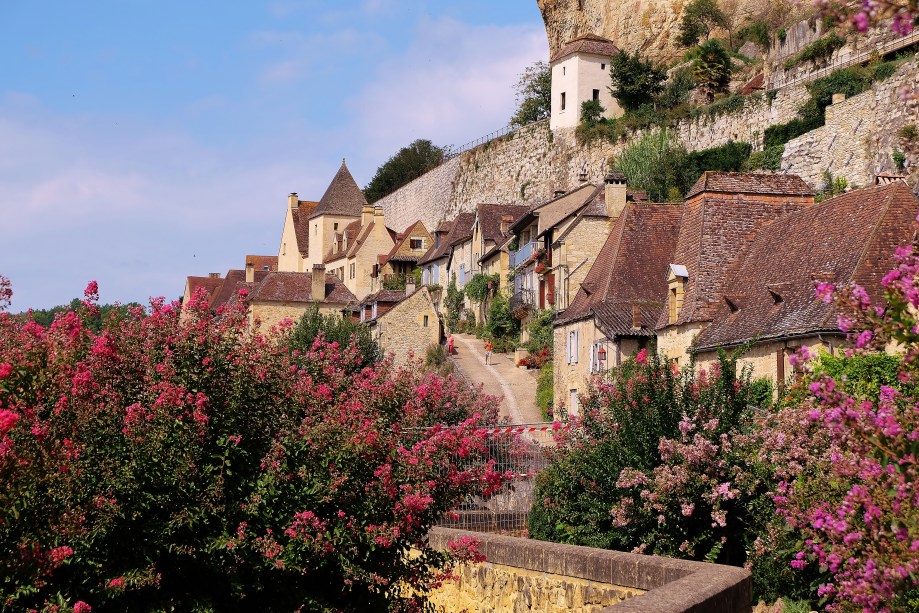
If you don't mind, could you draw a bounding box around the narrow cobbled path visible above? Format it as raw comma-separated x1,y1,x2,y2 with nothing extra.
448,333,543,424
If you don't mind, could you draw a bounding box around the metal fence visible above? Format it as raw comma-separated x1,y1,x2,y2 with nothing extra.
436,423,560,535
443,119,550,161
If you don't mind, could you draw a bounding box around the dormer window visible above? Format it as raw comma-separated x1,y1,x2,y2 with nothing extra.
769,289,784,304
725,296,740,313
410,238,424,250
667,264,689,325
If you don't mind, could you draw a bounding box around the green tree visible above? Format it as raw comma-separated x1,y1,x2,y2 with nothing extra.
678,0,729,47
608,50,667,113
288,303,380,370
691,39,733,102
486,292,519,341
616,128,694,202
510,61,552,127
579,99,605,126
363,139,445,203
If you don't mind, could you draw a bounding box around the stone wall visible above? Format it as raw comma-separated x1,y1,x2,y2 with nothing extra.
375,287,440,366
782,59,919,189
427,527,752,613
376,156,461,236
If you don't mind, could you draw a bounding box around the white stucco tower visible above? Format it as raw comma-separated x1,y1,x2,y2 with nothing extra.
549,34,623,131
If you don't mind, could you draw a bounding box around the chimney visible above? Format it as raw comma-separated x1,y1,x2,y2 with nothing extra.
245,260,255,283
500,214,514,236
208,272,220,279
605,171,628,220
373,206,385,220
288,192,299,210
311,264,326,302
632,304,641,329
361,204,374,226
406,278,416,297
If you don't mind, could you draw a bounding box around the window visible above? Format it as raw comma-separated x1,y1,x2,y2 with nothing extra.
282,242,286,256
334,223,339,231
410,238,424,250
601,63,606,70
566,329,579,364
423,315,429,327
314,224,318,236
562,66,566,76
350,263,355,279
569,389,579,416
593,89,600,101
560,92,566,111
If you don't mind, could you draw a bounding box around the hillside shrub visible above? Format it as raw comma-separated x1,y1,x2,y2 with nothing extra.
686,140,752,176
783,32,846,70
616,129,695,202
0,281,505,612
743,145,784,171
691,39,734,101
609,50,667,113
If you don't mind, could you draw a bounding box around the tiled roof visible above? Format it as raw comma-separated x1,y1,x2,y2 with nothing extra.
357,289,407,307
249,271,356,305
380,220,431,266
419,213,475,264
477,204,529,244
291,201,319,256
685,171,814,200
694,182,919,350
308,160,368,220
185,276,225,306
658,174,815,329
211,270,247,309
550,33,619,63
556,202,683,338
436,221,454,233
533,184,603,236
245,255,279,272
324,219,362,264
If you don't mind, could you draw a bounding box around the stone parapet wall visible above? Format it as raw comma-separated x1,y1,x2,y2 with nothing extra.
428,527,752,613
376,156,461,234
782,59,919,189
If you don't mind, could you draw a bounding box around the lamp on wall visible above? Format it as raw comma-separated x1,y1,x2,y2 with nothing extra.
597,346,607,363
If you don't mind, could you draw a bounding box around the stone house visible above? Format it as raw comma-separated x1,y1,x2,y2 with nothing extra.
552,200,682,415
246,268,356,332
550,34,623,132
692,180,919,392
362,285,442,367
472,203,528,292
278,160,367,273
277,196,319,273
378,220,434,286
181,273,225,312
323,205,394,301
655,172,816,368
419,220,455,289
444,213,477,291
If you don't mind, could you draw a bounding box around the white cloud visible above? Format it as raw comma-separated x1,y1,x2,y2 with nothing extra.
347,17,547,159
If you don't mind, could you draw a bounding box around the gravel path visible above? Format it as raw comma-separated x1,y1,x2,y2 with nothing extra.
448,334,543,424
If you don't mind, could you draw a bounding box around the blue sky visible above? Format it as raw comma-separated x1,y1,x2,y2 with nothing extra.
0,1,547,310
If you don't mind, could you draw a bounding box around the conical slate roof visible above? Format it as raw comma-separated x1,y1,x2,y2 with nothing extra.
309,159,368,220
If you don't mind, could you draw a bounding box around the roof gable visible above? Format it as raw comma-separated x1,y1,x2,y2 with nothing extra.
290,201,319,256
476,204,529,244
309,160,368,220
685,171,814,200
550,33,619,64
420,212,475,264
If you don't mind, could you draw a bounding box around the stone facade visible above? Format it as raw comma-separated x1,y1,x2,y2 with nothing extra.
373,287,441,366
349,210,394,300
553,216,614,311
248,300,342,333
428,561,639,613
376,156,461,235
782,59,919,190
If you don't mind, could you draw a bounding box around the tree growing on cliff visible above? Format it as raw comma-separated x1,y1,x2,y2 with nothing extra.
608,50,667,112
691,39,733,102
677,0,729,47
363,139,445,203
509,61,552,127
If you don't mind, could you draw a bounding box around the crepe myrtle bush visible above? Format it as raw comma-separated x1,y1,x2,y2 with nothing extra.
529,348,772,568
771,243,919,612
0,279,505,612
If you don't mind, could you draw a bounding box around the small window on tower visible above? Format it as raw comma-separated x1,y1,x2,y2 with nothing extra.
593,89,600,101
601,63,606,70
334,223,339,231
560,92,566,111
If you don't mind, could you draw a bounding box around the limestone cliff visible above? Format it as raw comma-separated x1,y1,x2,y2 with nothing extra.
537,0,799,63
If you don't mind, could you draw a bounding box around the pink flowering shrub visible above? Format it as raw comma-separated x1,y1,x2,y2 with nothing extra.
814,0,918,35
0,282,503,612
529,350,772,567
770,244,919,611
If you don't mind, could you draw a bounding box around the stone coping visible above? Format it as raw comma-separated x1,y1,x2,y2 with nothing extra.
429,527,751,613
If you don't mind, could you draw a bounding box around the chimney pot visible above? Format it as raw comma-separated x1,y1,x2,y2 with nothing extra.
245,260,255,283
288,193,299,210
605,171,628,219
406,279,416,297
311,264,326,302
209,272,220,279
632,304,641,329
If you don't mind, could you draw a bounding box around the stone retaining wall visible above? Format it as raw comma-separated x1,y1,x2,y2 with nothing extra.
428,527,752,613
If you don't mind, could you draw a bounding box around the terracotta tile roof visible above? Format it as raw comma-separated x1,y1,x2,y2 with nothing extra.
535,184,603,237
556,202,683,338
185,276,225,306
685,171,814,200
695,182,919,350
291,201,319,256
436,221,454,233
357,289,407,307
737,73,765,96
477,204,529,244
419,213,475,264
250,271,356,305
550,33,620,64
308,160,367,220
658,174,815,329
245,255,279,272
211,270,247,309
